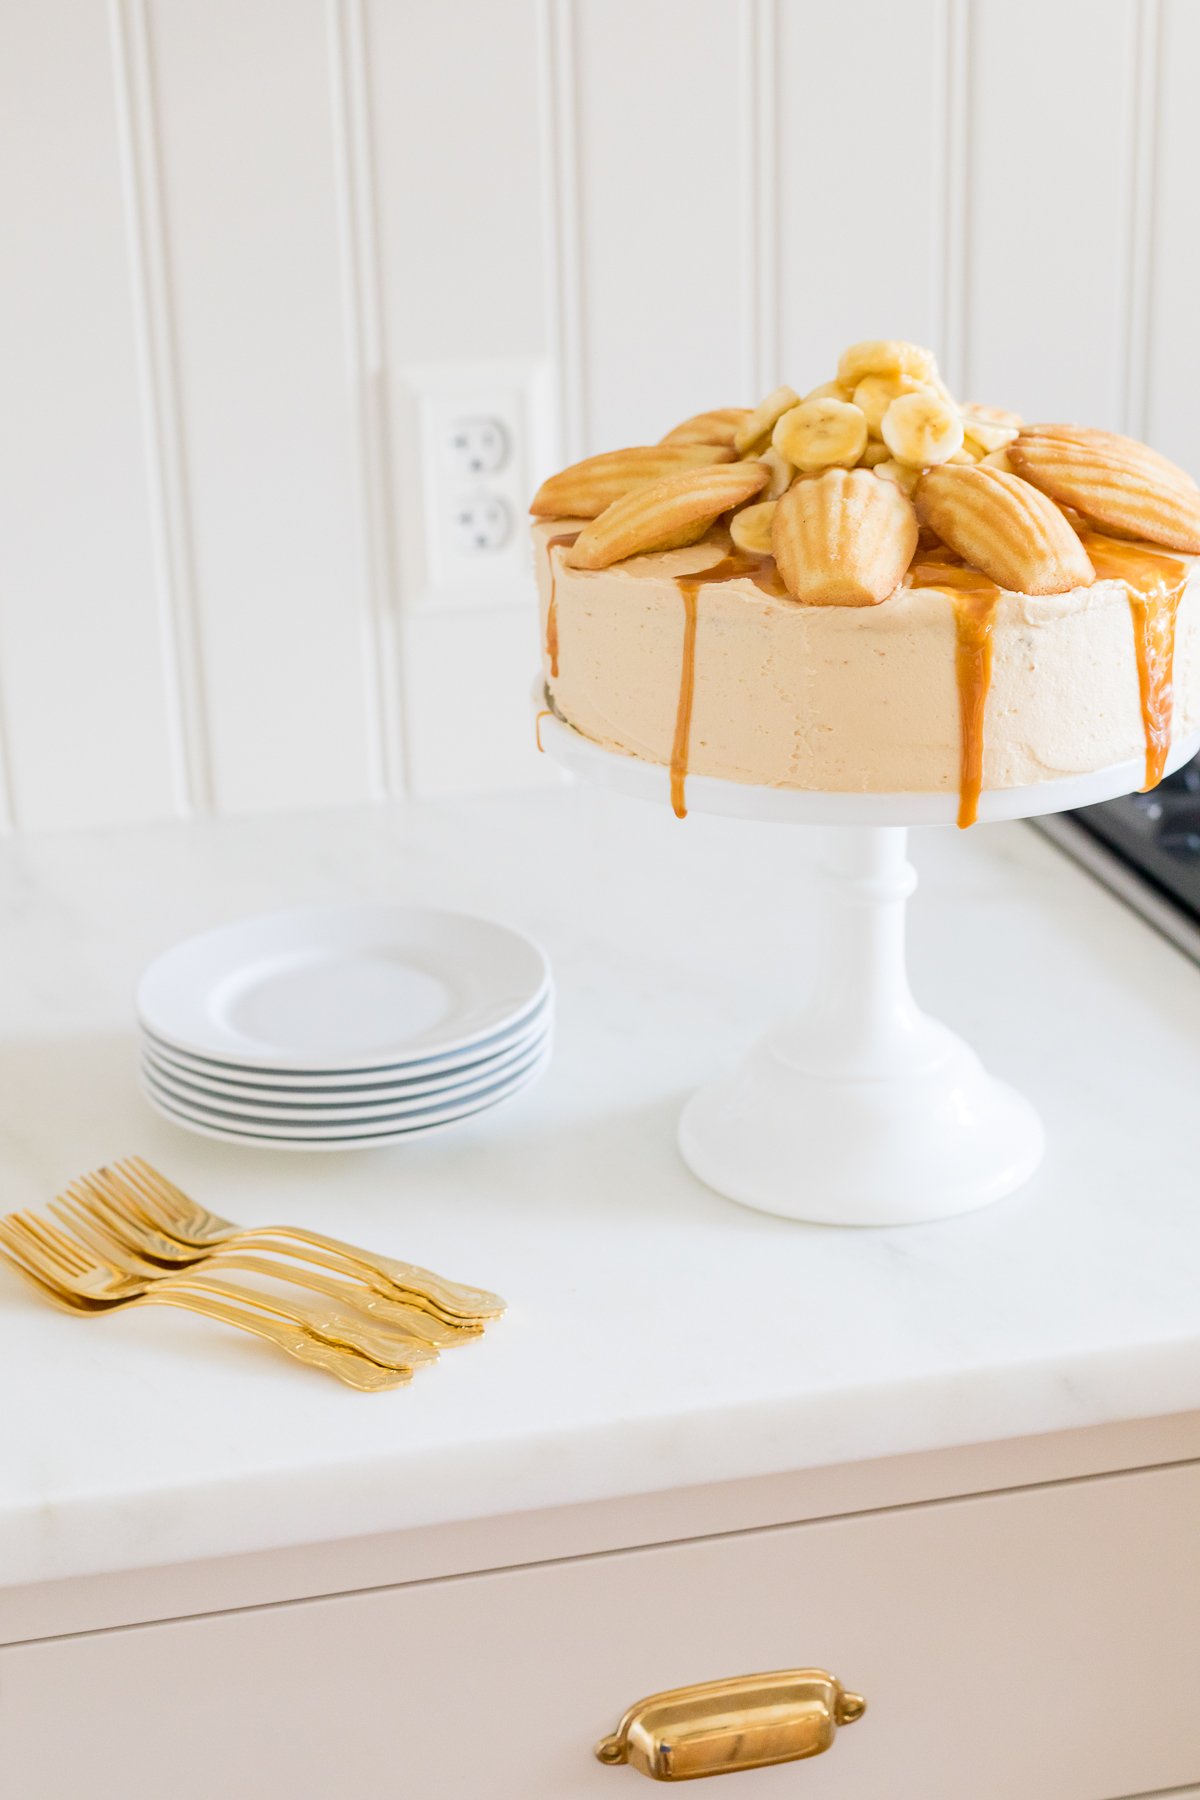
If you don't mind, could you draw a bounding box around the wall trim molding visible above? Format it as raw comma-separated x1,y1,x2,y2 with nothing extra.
1119,0,1163,441
741,0,778,398
108,0,211,817
937,0,971,395
537,0,585,462
327,0,407,800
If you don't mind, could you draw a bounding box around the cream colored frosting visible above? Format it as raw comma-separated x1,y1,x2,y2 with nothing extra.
533,519,1200,796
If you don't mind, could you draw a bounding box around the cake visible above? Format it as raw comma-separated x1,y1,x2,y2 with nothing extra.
530,339,1200,826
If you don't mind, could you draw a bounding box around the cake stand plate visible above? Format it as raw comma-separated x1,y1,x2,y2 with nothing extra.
539,701,1200,1226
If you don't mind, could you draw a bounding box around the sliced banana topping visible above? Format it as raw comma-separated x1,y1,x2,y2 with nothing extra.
773,398,868,472
733,385,801,456
852,373,931,436
880,391,964,468
729,499,777,555
837,338,938,389
750,445,795,500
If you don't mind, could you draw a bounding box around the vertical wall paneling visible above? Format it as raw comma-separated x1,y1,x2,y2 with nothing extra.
0,0,180,829
1119,0,1163,442
775,0,945,391
741,0,778,398
936,0,971,396
964,0,1136,425
1143,0,1197,471
327,0,405,800
537,0,586,468
111,0,211,816
148,0,375,816
573,0,749,446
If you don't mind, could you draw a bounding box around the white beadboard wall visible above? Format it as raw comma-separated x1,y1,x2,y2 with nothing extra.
0,0,1194,832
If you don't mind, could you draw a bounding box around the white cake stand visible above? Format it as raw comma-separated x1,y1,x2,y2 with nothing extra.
540,697,1200,1226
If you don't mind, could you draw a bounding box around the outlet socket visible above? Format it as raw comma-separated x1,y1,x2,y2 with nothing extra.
446,417,510,477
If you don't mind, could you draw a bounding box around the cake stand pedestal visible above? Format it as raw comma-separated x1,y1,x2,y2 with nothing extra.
539,702,1200,1226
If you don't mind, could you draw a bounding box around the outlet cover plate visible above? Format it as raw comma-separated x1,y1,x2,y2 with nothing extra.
398,358,556,611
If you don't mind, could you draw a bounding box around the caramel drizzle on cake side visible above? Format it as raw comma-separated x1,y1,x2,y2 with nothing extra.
913,532,1188,824
670,552,789,819
1077,530,1188,791
543,533,579,678
908,554,1002,830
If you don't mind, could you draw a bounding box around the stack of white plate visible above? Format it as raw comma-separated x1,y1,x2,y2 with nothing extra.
136,904,552,1150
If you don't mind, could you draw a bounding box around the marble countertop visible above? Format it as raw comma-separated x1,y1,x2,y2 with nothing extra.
2,783,1199,1592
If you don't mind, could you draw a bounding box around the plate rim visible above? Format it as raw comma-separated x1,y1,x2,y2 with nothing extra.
139,1005,551,1097
141,1046,550,1149
141,1031,551,1123
136,903,551,1073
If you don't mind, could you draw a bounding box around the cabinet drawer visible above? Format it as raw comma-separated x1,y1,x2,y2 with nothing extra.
3,1462,1198,1799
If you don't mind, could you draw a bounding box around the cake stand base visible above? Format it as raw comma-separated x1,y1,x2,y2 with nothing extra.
538,697,1200,1227
679,1026,1044,1228
677,824,1044,1226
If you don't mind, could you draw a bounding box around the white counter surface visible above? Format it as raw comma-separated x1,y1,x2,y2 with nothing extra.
1,785,1199,1593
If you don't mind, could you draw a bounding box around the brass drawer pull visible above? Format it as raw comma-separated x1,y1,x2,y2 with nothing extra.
595,1666,865,1781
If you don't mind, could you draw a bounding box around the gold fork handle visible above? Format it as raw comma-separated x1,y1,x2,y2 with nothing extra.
160,1273,438,1374
188,1249,481,1347
135,1289,410,1390
240,1227,505,1320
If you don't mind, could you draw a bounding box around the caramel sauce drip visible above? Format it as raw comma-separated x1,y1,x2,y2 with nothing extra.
544,532,579,678
534,708,552,753
670,549,788,819
1078,528,1188,791
909,552,1001,829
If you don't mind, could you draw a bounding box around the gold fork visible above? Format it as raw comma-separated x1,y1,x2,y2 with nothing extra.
109,1156,506,1324
56,1177,479,1349
0,1216,438,1382
0,1217,410,1391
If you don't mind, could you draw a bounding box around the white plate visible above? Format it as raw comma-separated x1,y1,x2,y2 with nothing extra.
139,990,553,1088
140,1009,550,1102
140,1047,550,1151
137,905,550,1073
142,1029,551,1123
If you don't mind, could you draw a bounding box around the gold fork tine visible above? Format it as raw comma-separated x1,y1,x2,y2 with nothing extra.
76,1169,182,1245
3,1212,92,1279
0,1228,101,1316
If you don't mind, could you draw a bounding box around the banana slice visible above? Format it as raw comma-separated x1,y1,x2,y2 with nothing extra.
802,379,853,404
873,459,921,496
979,447,1015,474
729,499,777,555
750,445,795,500
880,392,963,467
837,339,938,389
852,373,932,436
773,398,868,472
858,441,892,468
733,386,801,455
960,402,1023,457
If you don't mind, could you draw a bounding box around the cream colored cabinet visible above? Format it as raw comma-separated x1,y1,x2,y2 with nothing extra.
3,1462,1198,1799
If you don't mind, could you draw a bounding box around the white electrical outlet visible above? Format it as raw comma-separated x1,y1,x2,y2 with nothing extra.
446,417,510,477
452,493,513,554
400,359,555,610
